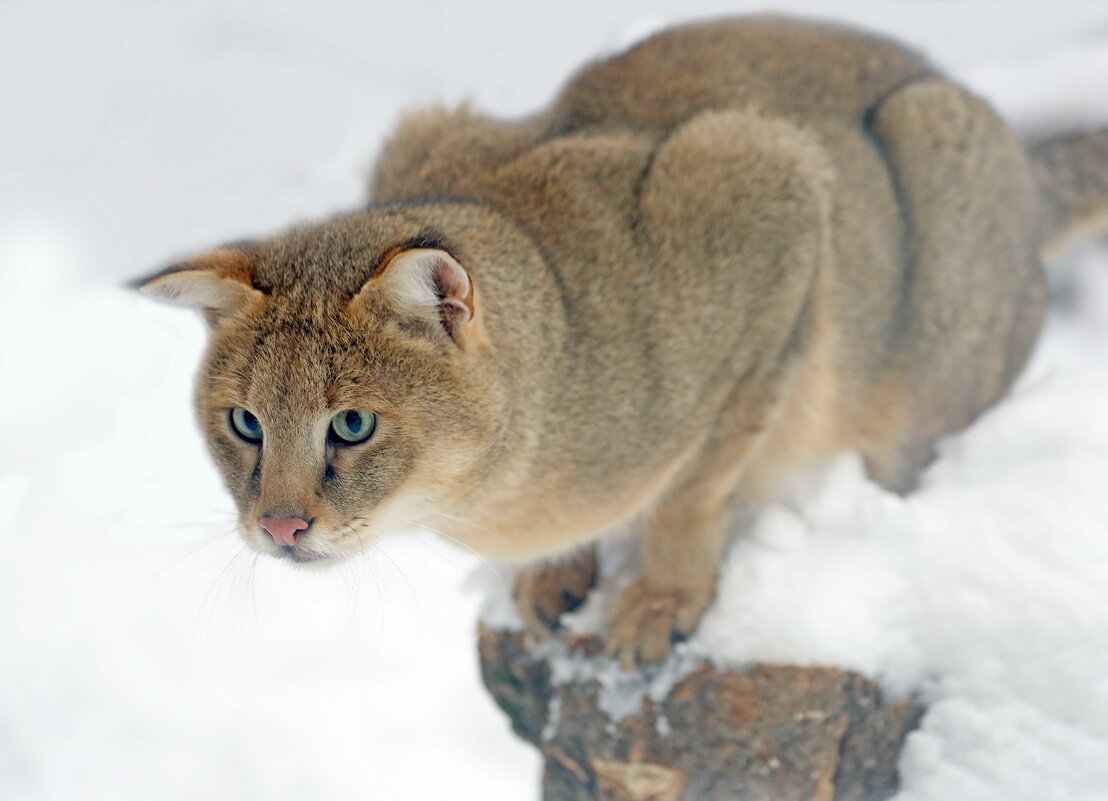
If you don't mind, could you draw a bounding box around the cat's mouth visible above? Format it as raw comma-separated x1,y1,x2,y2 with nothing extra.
245,516,338,565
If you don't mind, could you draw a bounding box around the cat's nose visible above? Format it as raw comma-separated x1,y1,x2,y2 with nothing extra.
259,516,311,547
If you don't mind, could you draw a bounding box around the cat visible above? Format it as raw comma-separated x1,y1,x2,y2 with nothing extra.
135,15,1108,669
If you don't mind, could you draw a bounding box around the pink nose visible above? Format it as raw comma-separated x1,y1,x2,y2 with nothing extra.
259,516,310,547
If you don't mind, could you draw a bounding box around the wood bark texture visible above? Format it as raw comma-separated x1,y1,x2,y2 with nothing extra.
478,624,924,801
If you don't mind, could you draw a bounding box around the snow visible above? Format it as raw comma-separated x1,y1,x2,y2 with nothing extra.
2,2,1107,800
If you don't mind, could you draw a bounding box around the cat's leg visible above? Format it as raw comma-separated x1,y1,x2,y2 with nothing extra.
865,78,1047,454
513,545,598,633
608,108,837,667
605,365,792,668
608,465,733,668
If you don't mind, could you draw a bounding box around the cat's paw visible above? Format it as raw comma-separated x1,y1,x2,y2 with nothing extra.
513,548,598,634
607,579,714,670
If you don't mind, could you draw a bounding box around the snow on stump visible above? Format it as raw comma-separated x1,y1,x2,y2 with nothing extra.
478,624,924,801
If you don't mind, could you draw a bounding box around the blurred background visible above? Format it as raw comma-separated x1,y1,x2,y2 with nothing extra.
1,1,1107,800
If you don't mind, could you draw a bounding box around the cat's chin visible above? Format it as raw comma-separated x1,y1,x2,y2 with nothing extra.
256,542,343,570
280,545,334,565
238,523,353,568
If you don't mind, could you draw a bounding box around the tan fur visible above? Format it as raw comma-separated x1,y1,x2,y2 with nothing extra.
735,320,846,507
136,15,1108,666
1031,129,1108,258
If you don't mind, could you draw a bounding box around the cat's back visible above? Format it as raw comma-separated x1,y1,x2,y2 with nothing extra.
370,16,934,206
545,15,935,135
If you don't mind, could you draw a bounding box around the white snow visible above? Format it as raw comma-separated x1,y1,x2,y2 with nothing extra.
2,2,1107,800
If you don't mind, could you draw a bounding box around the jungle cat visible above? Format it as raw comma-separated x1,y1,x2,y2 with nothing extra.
136,15,1108,668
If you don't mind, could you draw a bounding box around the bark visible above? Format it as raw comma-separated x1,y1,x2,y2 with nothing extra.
479,625,924,801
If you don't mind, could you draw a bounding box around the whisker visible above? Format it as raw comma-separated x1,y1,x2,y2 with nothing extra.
248,552,262,636
344,520,391,632
142,514,240,531
375,540,423,641
229,548,256,640
343,522,372,632
148,523,240,583
369,534,419,609
348,519,423,626
393,518,503,579
341,559,359,633
416,503,501,540
192,544,248,653
362,545,386,634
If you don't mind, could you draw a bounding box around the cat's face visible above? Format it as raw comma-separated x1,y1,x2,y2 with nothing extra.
137,216,501,565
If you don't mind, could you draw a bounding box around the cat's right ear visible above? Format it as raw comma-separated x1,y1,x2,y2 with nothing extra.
131,247,263,328
351,247,489,350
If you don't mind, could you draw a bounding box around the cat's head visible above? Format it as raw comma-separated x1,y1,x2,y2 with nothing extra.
135,212,504,565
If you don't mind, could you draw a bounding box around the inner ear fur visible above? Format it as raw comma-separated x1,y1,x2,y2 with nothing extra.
133,246,263,327
354,248,486,348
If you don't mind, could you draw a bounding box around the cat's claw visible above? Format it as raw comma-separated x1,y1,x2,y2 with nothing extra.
513,548,598,634
607,579,714,670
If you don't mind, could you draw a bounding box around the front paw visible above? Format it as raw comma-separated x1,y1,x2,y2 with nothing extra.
607,579,714,670
513,548,598,634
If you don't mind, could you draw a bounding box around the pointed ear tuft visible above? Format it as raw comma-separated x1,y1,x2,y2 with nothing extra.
357,248,480,344
133,247,263,327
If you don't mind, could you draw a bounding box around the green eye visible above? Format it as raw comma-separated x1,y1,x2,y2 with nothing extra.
230,407,263,442
329,410,377,444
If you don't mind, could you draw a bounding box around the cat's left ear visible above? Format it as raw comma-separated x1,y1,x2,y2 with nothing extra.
354,248,487,349
132,246,263,328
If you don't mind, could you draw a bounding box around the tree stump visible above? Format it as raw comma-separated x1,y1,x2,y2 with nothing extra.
478,624,924,801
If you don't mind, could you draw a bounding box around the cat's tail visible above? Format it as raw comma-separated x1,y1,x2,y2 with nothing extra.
1030,128,1108,258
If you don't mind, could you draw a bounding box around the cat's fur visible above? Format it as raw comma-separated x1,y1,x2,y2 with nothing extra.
136,16,1108,667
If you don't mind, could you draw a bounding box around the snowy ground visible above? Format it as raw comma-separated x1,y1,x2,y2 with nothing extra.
2,2,1107,800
